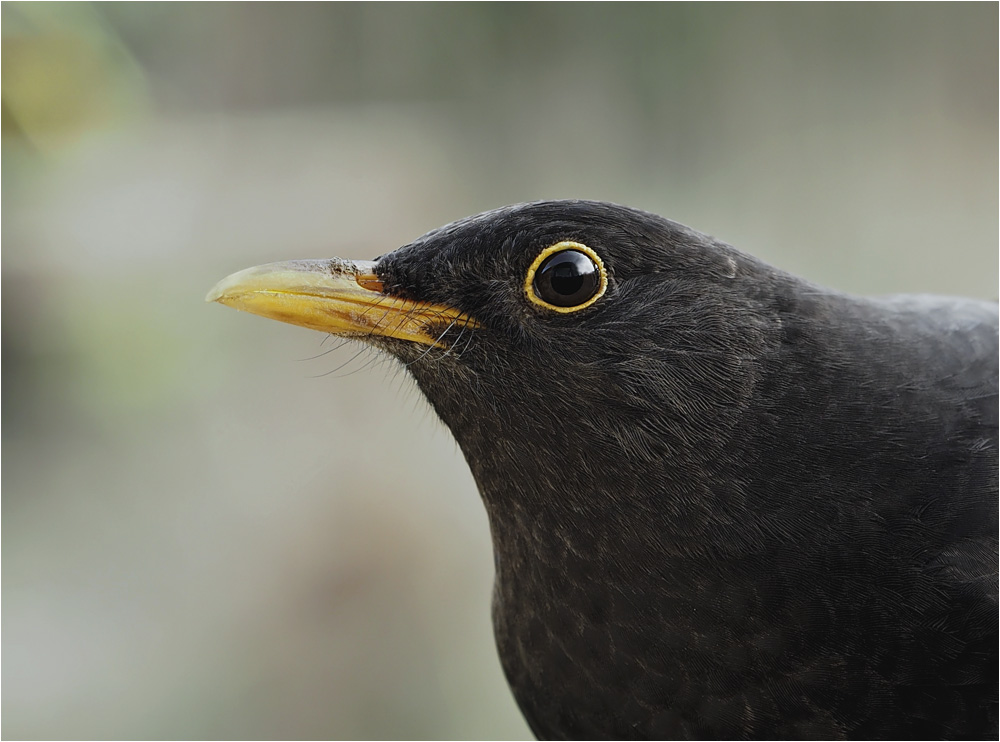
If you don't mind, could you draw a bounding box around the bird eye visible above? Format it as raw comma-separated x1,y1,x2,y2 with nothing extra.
525,242,608,313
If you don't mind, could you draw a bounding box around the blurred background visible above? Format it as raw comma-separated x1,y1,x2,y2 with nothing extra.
2,3,996,739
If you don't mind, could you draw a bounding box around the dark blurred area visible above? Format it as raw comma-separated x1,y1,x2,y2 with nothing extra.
2,4,996,739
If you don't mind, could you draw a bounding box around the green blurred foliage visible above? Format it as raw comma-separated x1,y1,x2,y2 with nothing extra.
2,2,149,151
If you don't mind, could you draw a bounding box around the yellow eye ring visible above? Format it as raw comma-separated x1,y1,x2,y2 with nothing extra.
524,241,608,313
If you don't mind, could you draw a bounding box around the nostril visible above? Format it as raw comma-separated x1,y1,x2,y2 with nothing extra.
356,273,384,292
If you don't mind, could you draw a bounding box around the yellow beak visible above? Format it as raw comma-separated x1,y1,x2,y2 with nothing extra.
206,258,478,346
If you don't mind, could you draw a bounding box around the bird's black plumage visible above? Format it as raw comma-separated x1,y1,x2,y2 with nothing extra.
214,200,999,739
371,201,998,740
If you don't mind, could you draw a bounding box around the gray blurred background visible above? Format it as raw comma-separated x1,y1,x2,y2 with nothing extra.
3,3,996,739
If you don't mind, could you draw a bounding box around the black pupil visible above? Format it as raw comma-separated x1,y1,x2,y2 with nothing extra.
533,250,600,307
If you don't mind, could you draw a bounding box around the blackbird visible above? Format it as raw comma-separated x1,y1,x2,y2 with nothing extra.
207,200,998,740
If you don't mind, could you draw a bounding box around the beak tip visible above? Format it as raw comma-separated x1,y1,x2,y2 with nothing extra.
205,282,226,304
206,267,256,304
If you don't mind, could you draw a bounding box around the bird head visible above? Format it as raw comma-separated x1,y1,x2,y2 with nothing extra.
208,200,1000,740
208,201,777,527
